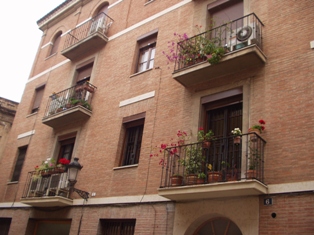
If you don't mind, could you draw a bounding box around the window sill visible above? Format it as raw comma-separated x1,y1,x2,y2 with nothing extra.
130,68,153,78
7,181,18,185
113,164,138,170
26,112,38,118
144,0,155,6
45,53,57,60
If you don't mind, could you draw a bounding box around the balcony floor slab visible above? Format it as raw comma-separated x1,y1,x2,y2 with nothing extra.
158,179,268,201
173,45,267,87
20,196,73,207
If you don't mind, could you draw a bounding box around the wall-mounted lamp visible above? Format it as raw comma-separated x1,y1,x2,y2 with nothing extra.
67,158,89,200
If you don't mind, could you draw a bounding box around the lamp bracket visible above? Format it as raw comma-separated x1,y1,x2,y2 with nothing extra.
72,188,89,201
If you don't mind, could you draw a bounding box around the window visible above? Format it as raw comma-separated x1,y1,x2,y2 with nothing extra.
49,31,62,56
121,113,145,166
11,146,27,182
208,0,243,28
57,134,76,162
0,218,11,235
99,219,136,235
27,220,71,235
31,85,45,113
201,88,243,177
75,62,94,83
136,32,157,73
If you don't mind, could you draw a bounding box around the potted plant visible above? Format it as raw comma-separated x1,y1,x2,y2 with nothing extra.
55,158,70,173
33,158,56,180
231,128,242,144
246,148,260,179
70,98,92,110
170,174,183,186
197,172,206,184
207,163,222,183
249,119,266,141
179,145,205,185
197,127,215,148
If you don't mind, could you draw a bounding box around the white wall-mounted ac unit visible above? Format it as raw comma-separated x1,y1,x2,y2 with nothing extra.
227,22,261,51
89,17,105,34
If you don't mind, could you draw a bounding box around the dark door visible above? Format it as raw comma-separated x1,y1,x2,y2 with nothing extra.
204,95,242,179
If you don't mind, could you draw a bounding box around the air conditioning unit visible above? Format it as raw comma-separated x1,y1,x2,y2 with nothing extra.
226,22,261,52
89,17,105,34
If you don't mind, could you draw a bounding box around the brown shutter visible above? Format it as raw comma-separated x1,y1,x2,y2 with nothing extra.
76,63,94,82
208,0,243,26
32,86,45,111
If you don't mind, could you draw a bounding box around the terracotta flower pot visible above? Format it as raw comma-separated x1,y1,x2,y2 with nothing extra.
233,136,241,144
207,172,222,183
248,128,260,142
203,141,211,148
170,175,183,187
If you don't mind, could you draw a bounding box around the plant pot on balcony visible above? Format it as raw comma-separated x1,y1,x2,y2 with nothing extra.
233,136,241,144
186,174,198,185
83,84,95,93
207,171,222,183
203,141,211,148
248,128,259,142
170,175,183,186
246,169,257,179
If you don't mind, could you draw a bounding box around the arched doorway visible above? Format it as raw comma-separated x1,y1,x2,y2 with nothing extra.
193,217,242,235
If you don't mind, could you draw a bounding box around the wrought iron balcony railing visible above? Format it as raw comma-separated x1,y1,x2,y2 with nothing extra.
21,168,70,200
63,12,114,51
43,82,96,119
174,13,264,71
159,133,266,188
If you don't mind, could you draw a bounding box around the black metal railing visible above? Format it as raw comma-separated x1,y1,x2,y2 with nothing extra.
21,168,70,199
174,13,264,71
43,82,97,119
159,133,266,188
63,12,114,50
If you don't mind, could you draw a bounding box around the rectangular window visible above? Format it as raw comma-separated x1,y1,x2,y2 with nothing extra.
11,146,27,182
28,220,71,235
136,32,157,73
57,134,76,162
99,219,136,235
0,218,11,235
121,113,145,166
31,85,45,113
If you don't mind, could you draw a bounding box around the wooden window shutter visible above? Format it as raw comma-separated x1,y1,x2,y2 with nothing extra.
32,86,45,112
76,63,94,82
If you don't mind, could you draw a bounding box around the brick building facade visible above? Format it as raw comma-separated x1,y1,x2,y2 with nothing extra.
0,0,314,234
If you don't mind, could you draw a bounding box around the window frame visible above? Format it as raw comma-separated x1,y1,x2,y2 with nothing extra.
120,113,146,166
135,30,158,73
31,85,45,114
11,146,28,182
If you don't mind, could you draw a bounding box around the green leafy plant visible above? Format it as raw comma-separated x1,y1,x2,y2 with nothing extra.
70,97,92,110
197,127,215,142
179,146,205,175
250,119,266,134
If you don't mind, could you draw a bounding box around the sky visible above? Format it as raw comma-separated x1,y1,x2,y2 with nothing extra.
0,0,66,103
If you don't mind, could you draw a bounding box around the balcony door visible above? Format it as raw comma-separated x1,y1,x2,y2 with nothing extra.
203,93,242,178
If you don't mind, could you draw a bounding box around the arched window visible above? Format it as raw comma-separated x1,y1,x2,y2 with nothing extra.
49,31,62,56
194,217,242,235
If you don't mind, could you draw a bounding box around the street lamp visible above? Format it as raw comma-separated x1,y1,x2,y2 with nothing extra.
67,158,89,200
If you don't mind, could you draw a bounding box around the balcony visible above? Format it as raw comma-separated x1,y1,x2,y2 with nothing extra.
42,82,96,129
172,13,266,87
61,13,114,60
158,133,267,201
21,168,72,207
